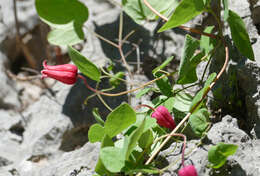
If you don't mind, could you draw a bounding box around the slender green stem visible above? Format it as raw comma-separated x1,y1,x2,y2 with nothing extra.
122,30,136,44
97,93,113,112
100,67,128,83
173,83,199,96
118,11,123,45
84,26,119,48
201,40,221,83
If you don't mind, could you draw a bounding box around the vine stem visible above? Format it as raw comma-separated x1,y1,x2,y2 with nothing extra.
134,104,156,112
77,72,172,97
143,0,217,39
154,133,187,168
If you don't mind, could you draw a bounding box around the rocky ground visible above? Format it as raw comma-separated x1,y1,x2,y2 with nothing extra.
0,0,260,176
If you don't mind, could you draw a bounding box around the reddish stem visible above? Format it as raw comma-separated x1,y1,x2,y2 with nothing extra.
134,104,156,112
175,133,187,168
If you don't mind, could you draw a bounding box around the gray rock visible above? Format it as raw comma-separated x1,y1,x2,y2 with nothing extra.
0,52,21,109
207,115,260,176
0,130,22,167
0,168,13,176
21,94,73,157
38,142,100,176
0,6,7,44
0,110,21,130
207,115,250,145
0,0,38,37
161,115,260,176
0,156,12,168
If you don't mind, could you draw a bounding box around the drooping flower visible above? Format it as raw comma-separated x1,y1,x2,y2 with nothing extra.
178,165,198,176
41,60,78,85
151,105,176,130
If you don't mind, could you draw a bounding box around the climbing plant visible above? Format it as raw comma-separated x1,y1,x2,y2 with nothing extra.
36,0,255,175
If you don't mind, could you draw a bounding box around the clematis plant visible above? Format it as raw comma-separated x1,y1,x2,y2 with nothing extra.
151,105,176,130
41,60,78,85
35,0,248,174
178,165,198,176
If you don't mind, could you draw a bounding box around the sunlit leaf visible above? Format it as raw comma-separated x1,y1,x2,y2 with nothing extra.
36,0,88,45
159,0,205,32
100,147,126,172
189,108,210,137
208,143,238,168
122,0,178,24
104,103,136,137
152,56,174,74
68,46,101,82
200,26,215,54
177,35,201,84
227,10,254,60
95,135,114,175
88,124,105,143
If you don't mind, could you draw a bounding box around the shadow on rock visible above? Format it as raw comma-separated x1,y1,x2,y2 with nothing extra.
209,160,246,176
94,13,184,79
208,36,260,134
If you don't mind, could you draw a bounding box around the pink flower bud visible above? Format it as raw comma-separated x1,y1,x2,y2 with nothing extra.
41,60,78,85
178,165,198,176
151,106,176,130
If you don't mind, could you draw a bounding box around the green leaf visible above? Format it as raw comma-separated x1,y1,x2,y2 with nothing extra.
179,52,205,84
190,73,216,112
218,143,238,157
200,26,215,54
92,108,104,126
68,46,101,82
154,72,173,97
172,92,193,112
136,88,153,98
152,56,174,74
88,124,105,143
109,72,125,87
105,103,136,137
95,135,114,175
203,0,211,6
159,0,205,32
122,0,179,24
188,108,209,137
138,129,154,150
134,114,157,132
177,35,201,84
125,119,146,159
100,147,126,172
222,0,229,21
47,23,83,46
227,10,254,60
208,143,238,168
35,0,88,45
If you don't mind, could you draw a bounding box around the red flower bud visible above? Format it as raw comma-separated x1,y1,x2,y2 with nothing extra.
151,106,176,129
178,165,198,176
41,60,78,85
